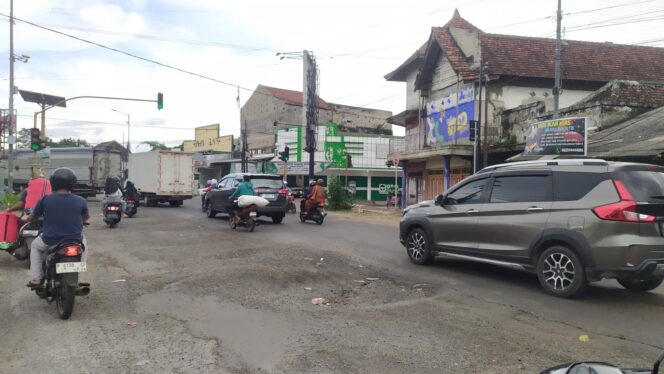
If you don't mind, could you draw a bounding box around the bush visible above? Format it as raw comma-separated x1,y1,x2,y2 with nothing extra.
327,177,352,211
1,192,18,210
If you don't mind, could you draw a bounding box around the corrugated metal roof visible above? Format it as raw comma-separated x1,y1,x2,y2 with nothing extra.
589,106,664,158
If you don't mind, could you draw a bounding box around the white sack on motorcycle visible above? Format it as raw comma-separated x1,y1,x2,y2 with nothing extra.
238,195,269,208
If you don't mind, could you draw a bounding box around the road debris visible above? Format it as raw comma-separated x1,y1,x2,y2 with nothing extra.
311,298,328,305
304,287,312,291
579,334,590,342
354,280,368,286
127,321,138,327
365,277,380,281
112,279,126,283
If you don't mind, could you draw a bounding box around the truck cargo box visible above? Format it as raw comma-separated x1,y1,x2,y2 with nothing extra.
128,151,194,197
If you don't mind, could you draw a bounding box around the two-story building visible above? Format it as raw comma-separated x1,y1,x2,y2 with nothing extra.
386,9,664,206
241,85,393,155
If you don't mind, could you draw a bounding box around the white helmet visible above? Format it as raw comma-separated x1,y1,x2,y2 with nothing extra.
210,178,218,185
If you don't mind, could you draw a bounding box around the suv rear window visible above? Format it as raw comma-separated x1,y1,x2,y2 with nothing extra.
251,177,283,189
553,172,608,201
613,171,664,203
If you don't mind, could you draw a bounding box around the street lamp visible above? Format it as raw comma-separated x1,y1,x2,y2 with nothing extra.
112,109,131,152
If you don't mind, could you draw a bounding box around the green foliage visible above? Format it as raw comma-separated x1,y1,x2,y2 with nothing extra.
1,192,19,210
48,137,89,148
141,141,170,151
327,177,352,211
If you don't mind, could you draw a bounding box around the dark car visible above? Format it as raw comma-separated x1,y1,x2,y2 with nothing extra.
204,173,289,224
399,159,664,298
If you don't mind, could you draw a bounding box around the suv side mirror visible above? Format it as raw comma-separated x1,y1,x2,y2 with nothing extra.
435,194,445,205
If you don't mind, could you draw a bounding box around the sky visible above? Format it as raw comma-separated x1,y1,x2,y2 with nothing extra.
0,0,662,152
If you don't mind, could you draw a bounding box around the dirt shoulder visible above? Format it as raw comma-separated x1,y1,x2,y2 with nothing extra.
327,206,401,227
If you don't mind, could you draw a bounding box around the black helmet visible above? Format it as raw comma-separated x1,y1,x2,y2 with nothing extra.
51,167,77,191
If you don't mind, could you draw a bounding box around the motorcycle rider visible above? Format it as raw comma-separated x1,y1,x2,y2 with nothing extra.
124,180,140,202
227,175,255,223
24,168,89,287
300,179,317,212
101,176,126,215
7,174,52,215
304,179,326,213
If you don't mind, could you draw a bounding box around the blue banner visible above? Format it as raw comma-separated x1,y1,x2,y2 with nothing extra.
425,85,475,146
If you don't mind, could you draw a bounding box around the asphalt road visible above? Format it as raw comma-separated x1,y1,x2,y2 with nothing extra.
0,200,662,373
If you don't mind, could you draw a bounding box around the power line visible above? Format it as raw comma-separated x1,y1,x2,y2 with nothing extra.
16,114,237,131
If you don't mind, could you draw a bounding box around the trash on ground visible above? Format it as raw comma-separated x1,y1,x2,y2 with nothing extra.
365,277,380,281
127,321,138,327
112,279,126,283
304,257,313,261
311,297,328,305
319,257,325,262
579,334,590,342
354,280,368,286
304,287,312,291
412,283,428,288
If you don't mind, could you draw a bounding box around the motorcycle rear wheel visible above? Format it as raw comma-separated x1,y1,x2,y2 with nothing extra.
248,218,256,232
56,282,76,320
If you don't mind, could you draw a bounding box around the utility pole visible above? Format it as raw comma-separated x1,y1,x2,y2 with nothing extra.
303,50,318,181
483,65,490,168
112,109,130,152
8,0,15,190
241,120,248,173
475,60,483,173
553,0,563,118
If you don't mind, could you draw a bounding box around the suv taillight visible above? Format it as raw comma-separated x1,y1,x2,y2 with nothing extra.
278,189,289,195
593,180,656,223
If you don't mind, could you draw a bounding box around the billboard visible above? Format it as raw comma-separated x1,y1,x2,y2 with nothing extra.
183,124,233,153
523,117,587,156
425,84,475,145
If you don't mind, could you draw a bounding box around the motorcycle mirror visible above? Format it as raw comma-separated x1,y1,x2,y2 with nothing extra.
563,363,623,374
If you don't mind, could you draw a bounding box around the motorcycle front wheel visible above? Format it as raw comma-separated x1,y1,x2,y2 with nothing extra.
56,281,76,320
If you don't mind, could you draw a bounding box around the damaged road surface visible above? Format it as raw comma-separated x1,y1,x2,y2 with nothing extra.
1,201,663,373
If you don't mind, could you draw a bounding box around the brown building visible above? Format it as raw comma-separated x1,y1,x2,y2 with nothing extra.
241,85,392,154
386,9,664,205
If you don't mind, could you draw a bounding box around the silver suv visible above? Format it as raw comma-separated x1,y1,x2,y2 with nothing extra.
399,159,664,298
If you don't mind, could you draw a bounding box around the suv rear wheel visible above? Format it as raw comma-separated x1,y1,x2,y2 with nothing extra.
406,228,434,265
617,275,664,292
536,245,588,298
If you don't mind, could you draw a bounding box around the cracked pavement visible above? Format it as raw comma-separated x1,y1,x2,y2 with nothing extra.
0,200,662,373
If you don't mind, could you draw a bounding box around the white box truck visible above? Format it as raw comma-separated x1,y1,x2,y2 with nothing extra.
128,151,194,207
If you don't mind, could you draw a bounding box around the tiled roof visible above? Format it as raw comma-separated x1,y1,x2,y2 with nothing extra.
390,10,664,85
576,80,664,106
261,85,330,109
480,34,664,82
589,106,664,157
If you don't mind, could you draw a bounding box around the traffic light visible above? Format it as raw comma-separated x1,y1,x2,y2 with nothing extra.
346,154,352,168
469,120,479,142
30,128,42,151
157,92,164,110
278,146,290,162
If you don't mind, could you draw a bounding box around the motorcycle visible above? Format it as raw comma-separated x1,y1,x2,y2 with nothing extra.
541,349,664,374
124,197,138,218
104,201,123,228
287,194,297,214
229,203,258,232
28,239,90,320
299,200,327,225
12,218,43,261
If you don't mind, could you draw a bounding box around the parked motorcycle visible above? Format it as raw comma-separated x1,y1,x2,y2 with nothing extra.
229,203,258,232
541,349,664,374
28,239,90,320
104,202,123,228
287,194,297,214
299,201,327,225
124,198,138,218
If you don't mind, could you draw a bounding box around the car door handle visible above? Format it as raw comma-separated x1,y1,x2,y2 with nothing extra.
526,207,544,213
465,209,479,215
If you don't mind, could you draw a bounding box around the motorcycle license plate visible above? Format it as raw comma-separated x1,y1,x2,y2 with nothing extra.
56,262,87,274
23,230,39,237
249,212,257,217
106,214,119,220
261,194,276,200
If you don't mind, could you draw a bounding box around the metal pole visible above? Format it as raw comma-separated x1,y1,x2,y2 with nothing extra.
8,0,15,190
127,113,130,152
553,0,562,117
483,68,490,168
475,60,483,173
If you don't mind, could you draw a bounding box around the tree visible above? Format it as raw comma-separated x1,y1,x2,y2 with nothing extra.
16,128,31,148
327,176,352,211
141,141,170,151
48,137,89,148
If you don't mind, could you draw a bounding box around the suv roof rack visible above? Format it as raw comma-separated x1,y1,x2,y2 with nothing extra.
478,159,609,174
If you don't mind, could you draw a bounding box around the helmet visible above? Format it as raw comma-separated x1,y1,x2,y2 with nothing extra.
50,167,77,191
211,179,218,185
283,180,288,185
206,179,212,187
317,179,324,185
309,180,316,186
